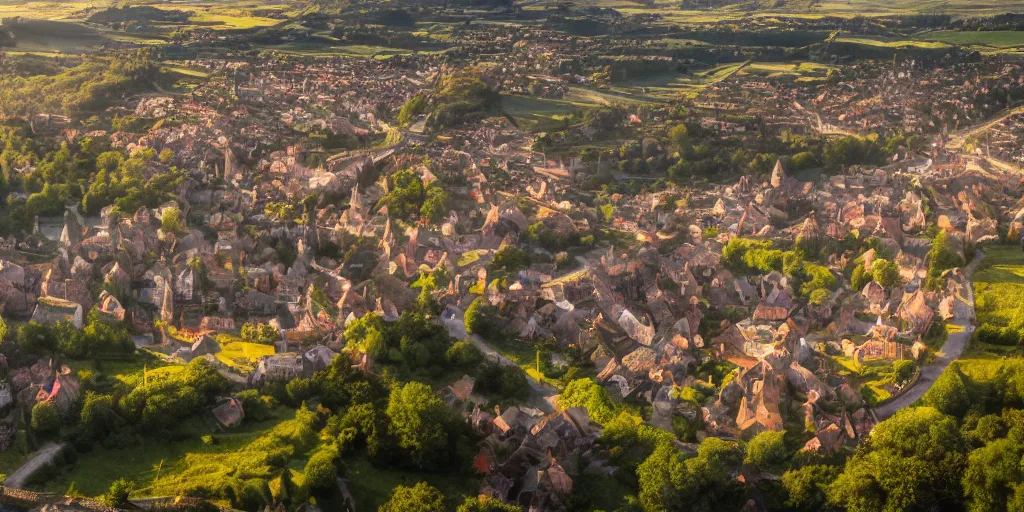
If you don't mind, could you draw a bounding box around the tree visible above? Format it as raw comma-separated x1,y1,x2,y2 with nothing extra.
668,124,689,151
464,297,496,338
809,288,831,306
386,382,452,469
851,263,871,291
893,360,916,385
379,169,425,220
17,322,56,355
104,478,133,509
446,340,483,368
31,401,59,433
872,258,903,288
637,438,743,512
475,360,529,402
744,430,788,471
420,186,449,224
160,206,184,235
782,464,839,512
829,407,967,512
303,444,340,493
489,246,531,274
924,365,971,417
927,230,964,289
379,482,445,512
397,94,427,127
241,322,280,345
456,496,522,512
963,438,1024,512
0,316,7,342
79,392,122,439
557,378,615,424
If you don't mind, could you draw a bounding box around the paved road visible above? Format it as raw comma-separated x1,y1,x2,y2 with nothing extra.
3,442,66,489
874,251,985,420
440,309,557,412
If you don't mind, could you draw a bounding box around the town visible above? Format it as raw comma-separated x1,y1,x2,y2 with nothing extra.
0,1,1021,512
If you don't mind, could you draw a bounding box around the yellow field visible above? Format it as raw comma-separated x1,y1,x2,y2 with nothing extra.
216,341,276,371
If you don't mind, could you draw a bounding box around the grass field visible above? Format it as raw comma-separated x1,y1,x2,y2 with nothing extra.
940,243,1024,391
345,455,480,511
41,406,296,497
189,11,281,30
834,36,951,49
214,340,276,372
914,30,1024,49
973,244,1024,329
267,42,420,57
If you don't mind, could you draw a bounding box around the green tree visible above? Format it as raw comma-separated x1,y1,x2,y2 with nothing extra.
851,263,871,291
872,258,903,288
557,378,615,424
31,401,59,433
456,496,522,512
104,478,133,509
397,94,427,127
829,407,967,512
744,430,788,471
386,382,452,469
379,169,425,220
927,230,964,290
420,186,449,224
17,322,57,355
963,438,1024,512
160,206,184,235
782,464,839,512
379,482,445,512
924,365,971,417
637,438,743,512
668,124,689,151
304,444,340,493
464,297,496,338
489,246,531,274
446,340,483,368
241,322,280,345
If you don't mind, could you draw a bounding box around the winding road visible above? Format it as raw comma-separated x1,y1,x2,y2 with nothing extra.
3,442,66,489
874,251,985,420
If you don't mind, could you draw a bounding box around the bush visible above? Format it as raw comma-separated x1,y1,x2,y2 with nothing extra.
558,378,615,424
475,361,529,402
924,365,971,417
380,482,445,512
235,389,274,422
31,401,59,434
744,430,788,470
977,324,1023,346
894,360,916,384
104,478,133,508
446,340,483,368
240,322,280,345
304,444,340,493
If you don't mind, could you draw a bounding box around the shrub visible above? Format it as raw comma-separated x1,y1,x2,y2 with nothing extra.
104,478,133,508
31,401,59,434
744,430,788,470
976,324,1023,346
894,360,916,384
303,444,340,492
446,340,483,368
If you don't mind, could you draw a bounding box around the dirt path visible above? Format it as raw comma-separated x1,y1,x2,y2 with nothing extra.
3,442,66,489
874,251,985,420
440,309,558,412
